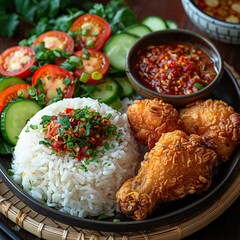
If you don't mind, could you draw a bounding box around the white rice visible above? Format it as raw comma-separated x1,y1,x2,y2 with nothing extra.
11,97,139,218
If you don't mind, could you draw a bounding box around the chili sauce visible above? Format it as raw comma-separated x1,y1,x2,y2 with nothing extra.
134,42,217,95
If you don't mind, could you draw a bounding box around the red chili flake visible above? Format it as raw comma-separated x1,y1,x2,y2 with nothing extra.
41,107,120,161
134,42,217,95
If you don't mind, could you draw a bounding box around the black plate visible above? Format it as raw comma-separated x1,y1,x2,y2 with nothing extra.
0,65,240,232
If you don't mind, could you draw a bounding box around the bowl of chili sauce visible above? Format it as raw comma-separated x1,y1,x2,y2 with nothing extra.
126,29,223,107
182,0,240,44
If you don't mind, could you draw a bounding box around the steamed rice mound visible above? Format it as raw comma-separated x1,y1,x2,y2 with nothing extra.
11,97,139,218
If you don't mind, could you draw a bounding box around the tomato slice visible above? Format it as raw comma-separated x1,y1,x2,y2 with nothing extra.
0,84,30,113
71,14,111,51
32,64,74,104
73,49,110,84
33,30,75,53
0,46,35,79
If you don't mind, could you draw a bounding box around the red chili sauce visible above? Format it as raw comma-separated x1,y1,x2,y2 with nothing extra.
134,43,217,95
194,0,240,23
41,107,118,161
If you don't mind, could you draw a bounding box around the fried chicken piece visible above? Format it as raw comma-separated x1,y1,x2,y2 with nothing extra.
116,130,218,220
127,98,183,149
179,99,240,161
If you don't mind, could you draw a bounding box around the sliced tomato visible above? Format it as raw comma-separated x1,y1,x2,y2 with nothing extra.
0,84,30,113
0,46,35,79
73,49,110,84
32,64,74,104
33,30,74,53
71,14,111,51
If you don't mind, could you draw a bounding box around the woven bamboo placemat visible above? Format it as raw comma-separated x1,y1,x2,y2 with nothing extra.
0,63,239,240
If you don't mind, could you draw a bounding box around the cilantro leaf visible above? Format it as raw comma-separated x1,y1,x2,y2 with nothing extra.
0,12,19,37
89,0,136,34
0,134,13,155
14,0,60,22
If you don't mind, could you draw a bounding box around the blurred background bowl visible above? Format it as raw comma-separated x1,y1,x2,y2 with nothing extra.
126,29,223,107
181,0,240,45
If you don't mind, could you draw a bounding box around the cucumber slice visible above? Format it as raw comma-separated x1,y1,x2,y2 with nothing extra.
125,23,152,38
1,98,42,145
166,20,178,29
103,33,138,71
91,78,122,105
114,76,135,98
141,16,167,31
0,77,25,93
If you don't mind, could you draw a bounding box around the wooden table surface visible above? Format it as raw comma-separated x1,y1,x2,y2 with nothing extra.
0,0,240,239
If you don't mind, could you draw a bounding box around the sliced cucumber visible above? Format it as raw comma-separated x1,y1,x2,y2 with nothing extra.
125,23,152,38
91,78,122,105
103,33,138,71
0,77,25,93
114,76,135,98
166,20,178,29
1,98,42,145
141,16,167,31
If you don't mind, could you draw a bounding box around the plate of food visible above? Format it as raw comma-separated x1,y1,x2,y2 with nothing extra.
0,64,240,233
0,0,240,234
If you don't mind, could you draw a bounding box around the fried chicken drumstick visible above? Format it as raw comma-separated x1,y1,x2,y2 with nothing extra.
127,98,183,149
116,130,218,220
179,99,240,161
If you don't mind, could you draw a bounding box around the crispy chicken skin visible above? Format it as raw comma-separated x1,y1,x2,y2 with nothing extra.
116,130,218,220
127,98,183,149
179,99,240,161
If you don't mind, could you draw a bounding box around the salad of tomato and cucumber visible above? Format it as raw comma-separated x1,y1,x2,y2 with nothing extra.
0,0,177,154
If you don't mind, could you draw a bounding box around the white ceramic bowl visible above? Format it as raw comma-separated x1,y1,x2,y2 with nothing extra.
181,0,240,44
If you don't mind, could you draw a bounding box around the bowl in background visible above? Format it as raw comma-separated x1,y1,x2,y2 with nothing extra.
126,29,223,107
181,0,240,44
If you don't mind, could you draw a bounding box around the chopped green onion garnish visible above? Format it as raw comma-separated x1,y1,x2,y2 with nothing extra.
17,90,24,97
80,72,89,83
63,78,72,86
82,48,89,60
69,56,83,68
194,82,204,90
30,65,38,73
30,125,38,130
113,218,120,222
91,71,103,81
86,40,94,48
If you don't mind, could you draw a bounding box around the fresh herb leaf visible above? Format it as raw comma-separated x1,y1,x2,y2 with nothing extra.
113,218,121,222
0,135,13,155
7,169,14,176
15,0,60,22
89,0,136,34
97,214,109,220
40,115,53,127
63,78,72,86
0,12,19,37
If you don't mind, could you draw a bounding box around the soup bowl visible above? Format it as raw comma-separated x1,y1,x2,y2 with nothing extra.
181,0,240,44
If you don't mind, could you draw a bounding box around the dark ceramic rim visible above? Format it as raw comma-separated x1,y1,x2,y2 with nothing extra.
189,0,240,26
0,67,240,233
125,29,224,101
